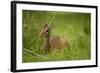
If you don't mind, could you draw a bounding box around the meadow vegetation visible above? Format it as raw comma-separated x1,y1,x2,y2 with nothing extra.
22,10,91,63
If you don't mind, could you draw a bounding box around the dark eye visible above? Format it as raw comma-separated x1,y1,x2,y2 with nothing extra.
45,30,48,32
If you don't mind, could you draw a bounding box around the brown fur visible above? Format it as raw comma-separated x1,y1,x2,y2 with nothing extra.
40,24,69,52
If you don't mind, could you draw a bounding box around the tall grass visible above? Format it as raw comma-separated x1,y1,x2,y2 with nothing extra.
22,10,91,63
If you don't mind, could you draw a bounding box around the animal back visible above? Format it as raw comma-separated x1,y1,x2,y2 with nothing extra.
50,37,67,49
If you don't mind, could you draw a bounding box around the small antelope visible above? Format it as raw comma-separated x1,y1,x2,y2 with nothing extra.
39,23,69,53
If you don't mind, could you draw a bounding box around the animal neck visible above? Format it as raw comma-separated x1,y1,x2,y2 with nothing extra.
44,34,50,51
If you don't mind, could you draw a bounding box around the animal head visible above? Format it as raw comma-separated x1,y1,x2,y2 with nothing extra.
39,23,51,37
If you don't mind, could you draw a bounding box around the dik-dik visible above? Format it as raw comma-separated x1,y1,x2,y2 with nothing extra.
39,23,69,53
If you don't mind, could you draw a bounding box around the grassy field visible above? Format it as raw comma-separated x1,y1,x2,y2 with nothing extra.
22,10,91,63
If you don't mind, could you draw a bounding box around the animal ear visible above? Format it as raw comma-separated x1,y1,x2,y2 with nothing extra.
41,23,45,27
42,22,48,27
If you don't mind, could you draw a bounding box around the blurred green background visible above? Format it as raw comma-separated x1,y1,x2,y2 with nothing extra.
22,10,91,63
